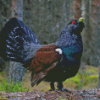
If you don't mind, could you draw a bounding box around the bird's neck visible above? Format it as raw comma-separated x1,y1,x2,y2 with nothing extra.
55,32,82,48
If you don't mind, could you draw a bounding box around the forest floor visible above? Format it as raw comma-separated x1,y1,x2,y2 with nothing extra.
0,65,100,100
0,89,100,100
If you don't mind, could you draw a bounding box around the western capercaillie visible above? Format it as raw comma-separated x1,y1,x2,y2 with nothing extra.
0,17,85,91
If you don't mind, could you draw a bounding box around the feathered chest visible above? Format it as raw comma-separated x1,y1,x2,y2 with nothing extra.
56,32,83,62
61,43,83,61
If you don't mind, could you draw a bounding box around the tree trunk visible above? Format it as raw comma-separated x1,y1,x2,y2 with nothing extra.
74,0,82,19
7,0,24,83
98,65,100,88
0,0,11,71
12,0,23,21
65,0,71,21
93,0,100,88
81,0,91,65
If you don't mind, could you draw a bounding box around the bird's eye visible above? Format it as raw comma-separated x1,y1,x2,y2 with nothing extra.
71,20,76,24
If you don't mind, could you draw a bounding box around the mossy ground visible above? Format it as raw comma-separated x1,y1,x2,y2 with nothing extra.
0,65,99,92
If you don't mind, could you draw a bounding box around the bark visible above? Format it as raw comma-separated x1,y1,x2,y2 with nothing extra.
0,0,11,72
12,0,23,21
81,0,91,65
92,0,100,88
74,0,82,19
7,0,24,83
65,0,70,21
98,65,100,88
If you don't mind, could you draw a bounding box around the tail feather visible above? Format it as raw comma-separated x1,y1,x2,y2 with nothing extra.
31,62,58,87
31,72,46,87
0,18,40,63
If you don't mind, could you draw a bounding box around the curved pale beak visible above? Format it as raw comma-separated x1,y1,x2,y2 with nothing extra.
79,17,84,22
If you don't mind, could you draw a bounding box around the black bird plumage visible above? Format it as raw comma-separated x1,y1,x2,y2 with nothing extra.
0,18,85,91
45,19,85,90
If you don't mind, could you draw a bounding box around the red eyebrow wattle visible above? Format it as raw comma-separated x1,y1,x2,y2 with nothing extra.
72,21,76,24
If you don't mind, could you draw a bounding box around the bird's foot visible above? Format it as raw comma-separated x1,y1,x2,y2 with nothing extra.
62,88,72,93
56,88,72,93
49,88,55,91
49,82,55,91
55,89,62,91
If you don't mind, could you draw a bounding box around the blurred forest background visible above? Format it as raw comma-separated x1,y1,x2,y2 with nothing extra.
0,0,100,90
0,0,100,66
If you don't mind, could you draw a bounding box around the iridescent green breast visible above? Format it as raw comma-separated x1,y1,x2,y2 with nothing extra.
61,44,83,61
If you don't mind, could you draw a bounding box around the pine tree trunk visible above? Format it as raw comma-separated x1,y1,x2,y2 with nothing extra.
0,0,11,71
65,0,71,21
74,0,81,19
98,65,100,88
12,0,23,21
93,0,100,88
7,0,24,83
81,0,91,65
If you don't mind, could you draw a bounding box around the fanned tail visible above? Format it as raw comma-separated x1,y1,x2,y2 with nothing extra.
0,18,40,63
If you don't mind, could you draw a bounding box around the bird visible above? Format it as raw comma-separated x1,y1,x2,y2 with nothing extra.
0,17,85,91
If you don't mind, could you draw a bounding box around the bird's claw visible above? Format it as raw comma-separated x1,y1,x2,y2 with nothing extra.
62,88,72,93
55,88,72,93
49,88,55,91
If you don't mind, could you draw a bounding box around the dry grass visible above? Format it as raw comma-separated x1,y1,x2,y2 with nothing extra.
0,65,99,92
22,65,99,91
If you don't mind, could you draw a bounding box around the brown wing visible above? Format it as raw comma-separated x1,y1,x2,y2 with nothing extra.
31,62,58,87
30,44,61,72
30,44,62,86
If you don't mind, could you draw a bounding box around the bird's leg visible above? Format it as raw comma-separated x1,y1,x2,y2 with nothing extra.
49,81,55,91
57,82,71,93
57,81,63,91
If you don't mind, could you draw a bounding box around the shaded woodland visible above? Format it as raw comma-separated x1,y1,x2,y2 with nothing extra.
0,0,100,90
0,0,100,66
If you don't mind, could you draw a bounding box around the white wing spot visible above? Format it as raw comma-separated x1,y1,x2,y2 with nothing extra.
55,48,62,54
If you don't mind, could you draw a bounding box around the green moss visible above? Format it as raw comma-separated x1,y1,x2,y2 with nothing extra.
0,78,29,92
0,76,3,80
57,96,67,100
0,65,99,91
86,66,98,74
65,75,80,83
0,96,7,99
64,66,99,89
0,72,5,75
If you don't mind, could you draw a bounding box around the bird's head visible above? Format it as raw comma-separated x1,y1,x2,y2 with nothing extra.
67,17,85,34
